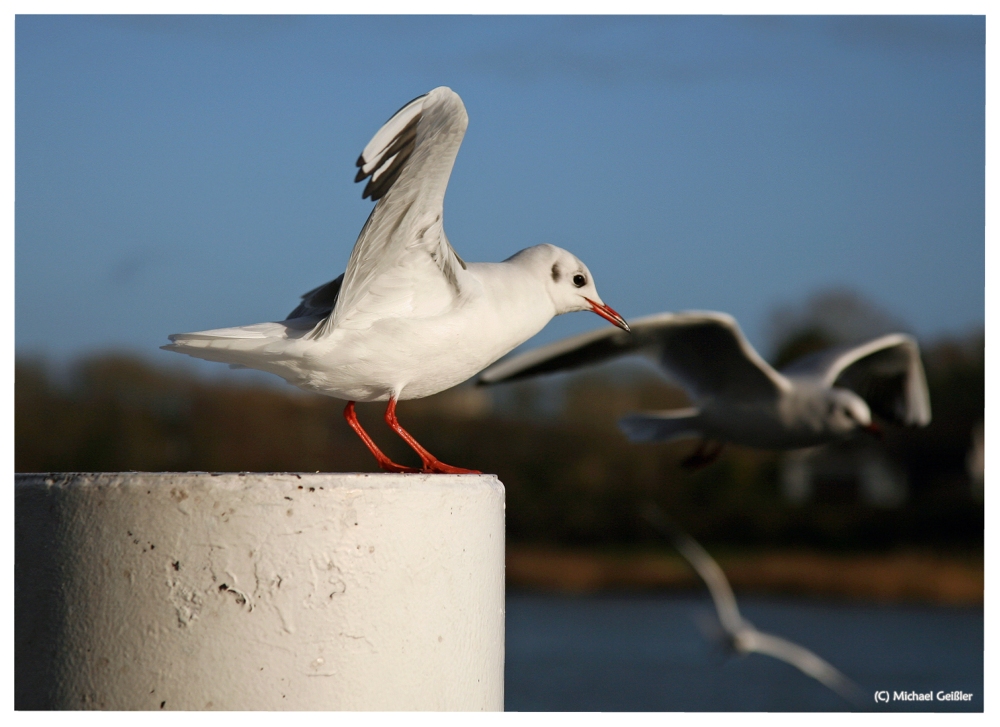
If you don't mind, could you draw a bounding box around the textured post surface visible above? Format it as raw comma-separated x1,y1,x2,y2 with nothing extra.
15,472,505,710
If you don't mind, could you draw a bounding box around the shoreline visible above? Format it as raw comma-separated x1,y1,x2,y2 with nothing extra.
506,546,983,606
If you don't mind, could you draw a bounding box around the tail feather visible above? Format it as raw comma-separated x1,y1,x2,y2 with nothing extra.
161,318,320,370
161,337,273,367
618,408,702,443
166,318,317,344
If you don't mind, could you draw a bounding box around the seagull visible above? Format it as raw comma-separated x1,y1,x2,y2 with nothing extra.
641,505,866,708
478,311,930,467
162,87,629,474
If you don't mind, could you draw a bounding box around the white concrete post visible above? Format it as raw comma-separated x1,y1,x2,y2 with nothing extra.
15,472,505,710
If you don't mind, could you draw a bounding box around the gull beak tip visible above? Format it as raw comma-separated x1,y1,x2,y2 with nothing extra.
586,298,630,332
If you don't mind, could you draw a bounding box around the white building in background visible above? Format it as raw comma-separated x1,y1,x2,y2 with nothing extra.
780,440,909,508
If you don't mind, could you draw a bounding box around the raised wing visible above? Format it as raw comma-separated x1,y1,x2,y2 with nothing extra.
480,310,788,401
781,333,931,426
311,87,472,336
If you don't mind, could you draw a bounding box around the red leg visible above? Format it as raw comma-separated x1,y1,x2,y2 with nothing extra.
343,401,419,473
384,398,482,475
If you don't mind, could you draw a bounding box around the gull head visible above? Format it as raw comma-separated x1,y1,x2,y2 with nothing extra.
825,388,874,436
513,244,629,331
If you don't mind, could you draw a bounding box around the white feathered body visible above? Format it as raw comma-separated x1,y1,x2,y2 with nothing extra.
695,384,861,449
165,258,558,401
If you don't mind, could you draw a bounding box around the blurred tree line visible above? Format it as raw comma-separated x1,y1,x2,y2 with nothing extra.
15,291,983,553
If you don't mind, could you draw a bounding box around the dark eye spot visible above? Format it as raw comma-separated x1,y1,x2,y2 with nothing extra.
551,263,561,282
573,274,586,287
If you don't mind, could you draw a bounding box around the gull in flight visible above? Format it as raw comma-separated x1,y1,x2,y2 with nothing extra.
642,505,866,708
479,311,930,467
163,87,629,474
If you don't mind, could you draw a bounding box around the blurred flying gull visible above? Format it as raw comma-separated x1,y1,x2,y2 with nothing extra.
642,505,866,708
163,87,628,474
479,311,930,467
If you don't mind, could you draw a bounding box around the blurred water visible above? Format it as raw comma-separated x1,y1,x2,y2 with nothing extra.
505,591,983,712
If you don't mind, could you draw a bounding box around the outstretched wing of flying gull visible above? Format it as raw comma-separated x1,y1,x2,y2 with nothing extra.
779,333,931,426
480,310,790,401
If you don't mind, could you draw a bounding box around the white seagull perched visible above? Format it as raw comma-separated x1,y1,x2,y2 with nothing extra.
163,87,629,474
641,506,865,707
479,311,930,467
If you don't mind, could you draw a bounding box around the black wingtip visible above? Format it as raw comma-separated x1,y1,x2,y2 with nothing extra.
354,167,367,184
355,154,365,168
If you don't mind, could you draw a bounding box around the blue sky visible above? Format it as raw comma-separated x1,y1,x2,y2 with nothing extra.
15,15,984,376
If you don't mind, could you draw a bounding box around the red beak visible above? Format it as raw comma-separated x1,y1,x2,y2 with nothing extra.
585,298,630,332
863,422,883,440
